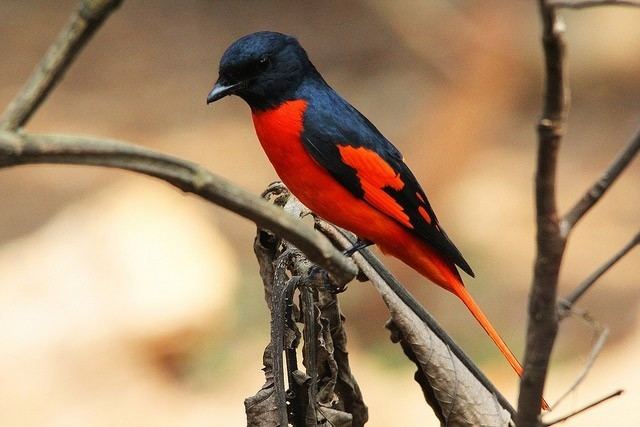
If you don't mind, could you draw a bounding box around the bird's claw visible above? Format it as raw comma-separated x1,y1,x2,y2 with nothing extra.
343,239,373,257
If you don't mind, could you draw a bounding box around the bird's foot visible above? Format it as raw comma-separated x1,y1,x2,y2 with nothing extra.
343,239,373,257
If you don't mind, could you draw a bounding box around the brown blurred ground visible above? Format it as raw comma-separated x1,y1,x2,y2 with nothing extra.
0,1,639,426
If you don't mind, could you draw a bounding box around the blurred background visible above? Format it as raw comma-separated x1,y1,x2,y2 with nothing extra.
1,1,639,425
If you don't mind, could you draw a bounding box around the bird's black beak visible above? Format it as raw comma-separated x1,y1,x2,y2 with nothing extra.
206,80,242,104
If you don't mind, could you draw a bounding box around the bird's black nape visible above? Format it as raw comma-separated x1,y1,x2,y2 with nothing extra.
207,31,317,111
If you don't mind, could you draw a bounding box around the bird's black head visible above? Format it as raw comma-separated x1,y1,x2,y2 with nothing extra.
207,31,314,111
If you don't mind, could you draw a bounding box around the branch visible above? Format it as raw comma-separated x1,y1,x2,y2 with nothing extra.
561,133,640,236
559,231,640,312
517,1,568,424
543,389,623,426
0,131,357,285
0,0,122,131
549,0,640,8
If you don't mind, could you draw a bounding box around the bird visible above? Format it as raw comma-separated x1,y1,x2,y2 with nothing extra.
207,31,541,406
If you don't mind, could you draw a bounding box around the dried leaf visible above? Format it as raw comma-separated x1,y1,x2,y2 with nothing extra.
245,345,281,427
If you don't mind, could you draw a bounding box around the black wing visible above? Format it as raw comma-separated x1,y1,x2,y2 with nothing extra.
299,86,474,276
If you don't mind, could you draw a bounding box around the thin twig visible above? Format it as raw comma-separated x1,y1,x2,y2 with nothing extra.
544,389,624,426
549,0,640,8
517,2,568,424
559,231,640,311
0,0,123,131
561,133,640,236
0,131,357,284
551,325,609,409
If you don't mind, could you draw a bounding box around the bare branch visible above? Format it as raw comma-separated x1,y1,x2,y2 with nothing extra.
543,389,624,426
561,133,640,236
0,0,123,131
0,131,357,285
517,2,568,424
549,0,640,8
559,231,640,311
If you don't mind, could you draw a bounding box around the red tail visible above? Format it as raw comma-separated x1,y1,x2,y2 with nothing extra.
454,284,523,376
453,283,549,411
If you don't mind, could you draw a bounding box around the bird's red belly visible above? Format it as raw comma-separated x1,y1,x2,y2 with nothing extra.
251,100,459,291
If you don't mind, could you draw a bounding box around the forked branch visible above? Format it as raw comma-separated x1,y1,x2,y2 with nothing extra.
518,1,636,424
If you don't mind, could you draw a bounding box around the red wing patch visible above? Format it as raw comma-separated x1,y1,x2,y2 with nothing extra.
337,145,412,228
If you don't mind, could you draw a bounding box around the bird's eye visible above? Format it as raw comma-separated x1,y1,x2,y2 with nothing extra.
255,55,271,72
226,55,271,82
